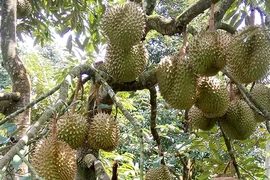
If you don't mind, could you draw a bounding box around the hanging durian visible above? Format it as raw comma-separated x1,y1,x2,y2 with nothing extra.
57,114,89,149
101,2,145,49
88,112,120,151
32,137,76,180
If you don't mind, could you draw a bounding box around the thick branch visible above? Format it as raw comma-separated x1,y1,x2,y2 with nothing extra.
146,0,220,35
111,68,157,91
0,92,20,101
0,64,92,170
83,154,110,180
215,22,236,34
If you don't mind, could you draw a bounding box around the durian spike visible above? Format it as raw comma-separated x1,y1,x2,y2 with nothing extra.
179,28,188,57
208,3,215,31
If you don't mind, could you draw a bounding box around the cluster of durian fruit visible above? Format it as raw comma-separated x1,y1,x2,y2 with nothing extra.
101,1,148,82
157,25,270,141
31,112,120,179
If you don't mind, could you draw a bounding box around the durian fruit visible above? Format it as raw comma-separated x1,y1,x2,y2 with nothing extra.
220,100,257,140
101,2,145,49
196,77,230,118
88,112,119,151
157,55,197,110
188,106,217,131
145,165,171,180
32,137,76,180
227,26,270,83
188,30,231,76
251,84,270,122
57,114,89,149
105,42,148,82
17,0,32,18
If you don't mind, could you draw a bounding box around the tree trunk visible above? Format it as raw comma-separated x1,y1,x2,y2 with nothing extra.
1,0,31,178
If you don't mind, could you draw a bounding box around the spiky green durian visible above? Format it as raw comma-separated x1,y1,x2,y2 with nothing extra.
251,84,270,122
145,165,171,180
196,77,230,118
157,55,197,110
227,26,270,83
220,100,256,140
105,42,148,82
188,106,217,131
88,112,119,152
57,114,89,149
188,30,231,76
32,137,76,180
17,0,32,18
101,2,145,49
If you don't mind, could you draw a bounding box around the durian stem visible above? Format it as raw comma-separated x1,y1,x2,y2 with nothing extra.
179,28,188,57
218,121,241,178
71,75,82,114
209,3,215,31
250,7,255,26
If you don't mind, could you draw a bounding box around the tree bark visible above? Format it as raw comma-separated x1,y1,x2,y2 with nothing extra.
1,0,31,177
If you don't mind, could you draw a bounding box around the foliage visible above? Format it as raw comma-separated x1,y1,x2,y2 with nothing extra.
2,0,270,179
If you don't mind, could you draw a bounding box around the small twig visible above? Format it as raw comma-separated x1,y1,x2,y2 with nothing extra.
139,134,144,180
17,152,43,180
237,164,257,180
112,160,118,180
218,121,241,179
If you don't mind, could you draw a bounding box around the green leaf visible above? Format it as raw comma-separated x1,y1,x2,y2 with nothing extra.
12,155,23,170
19,176,33,180
224,9,237,21
153,157,163,168
0,136,8,144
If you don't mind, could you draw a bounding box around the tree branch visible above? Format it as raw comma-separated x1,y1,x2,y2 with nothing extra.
0,64,93,170
146,0,220,35
145,0,157,15
94,69,143,138
0,84,61,126
149,87,164,161
111,68,157,91
214,0,236,23
0,92,20,101
218,121,241,179
223,70,270,129
83,154,110,180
